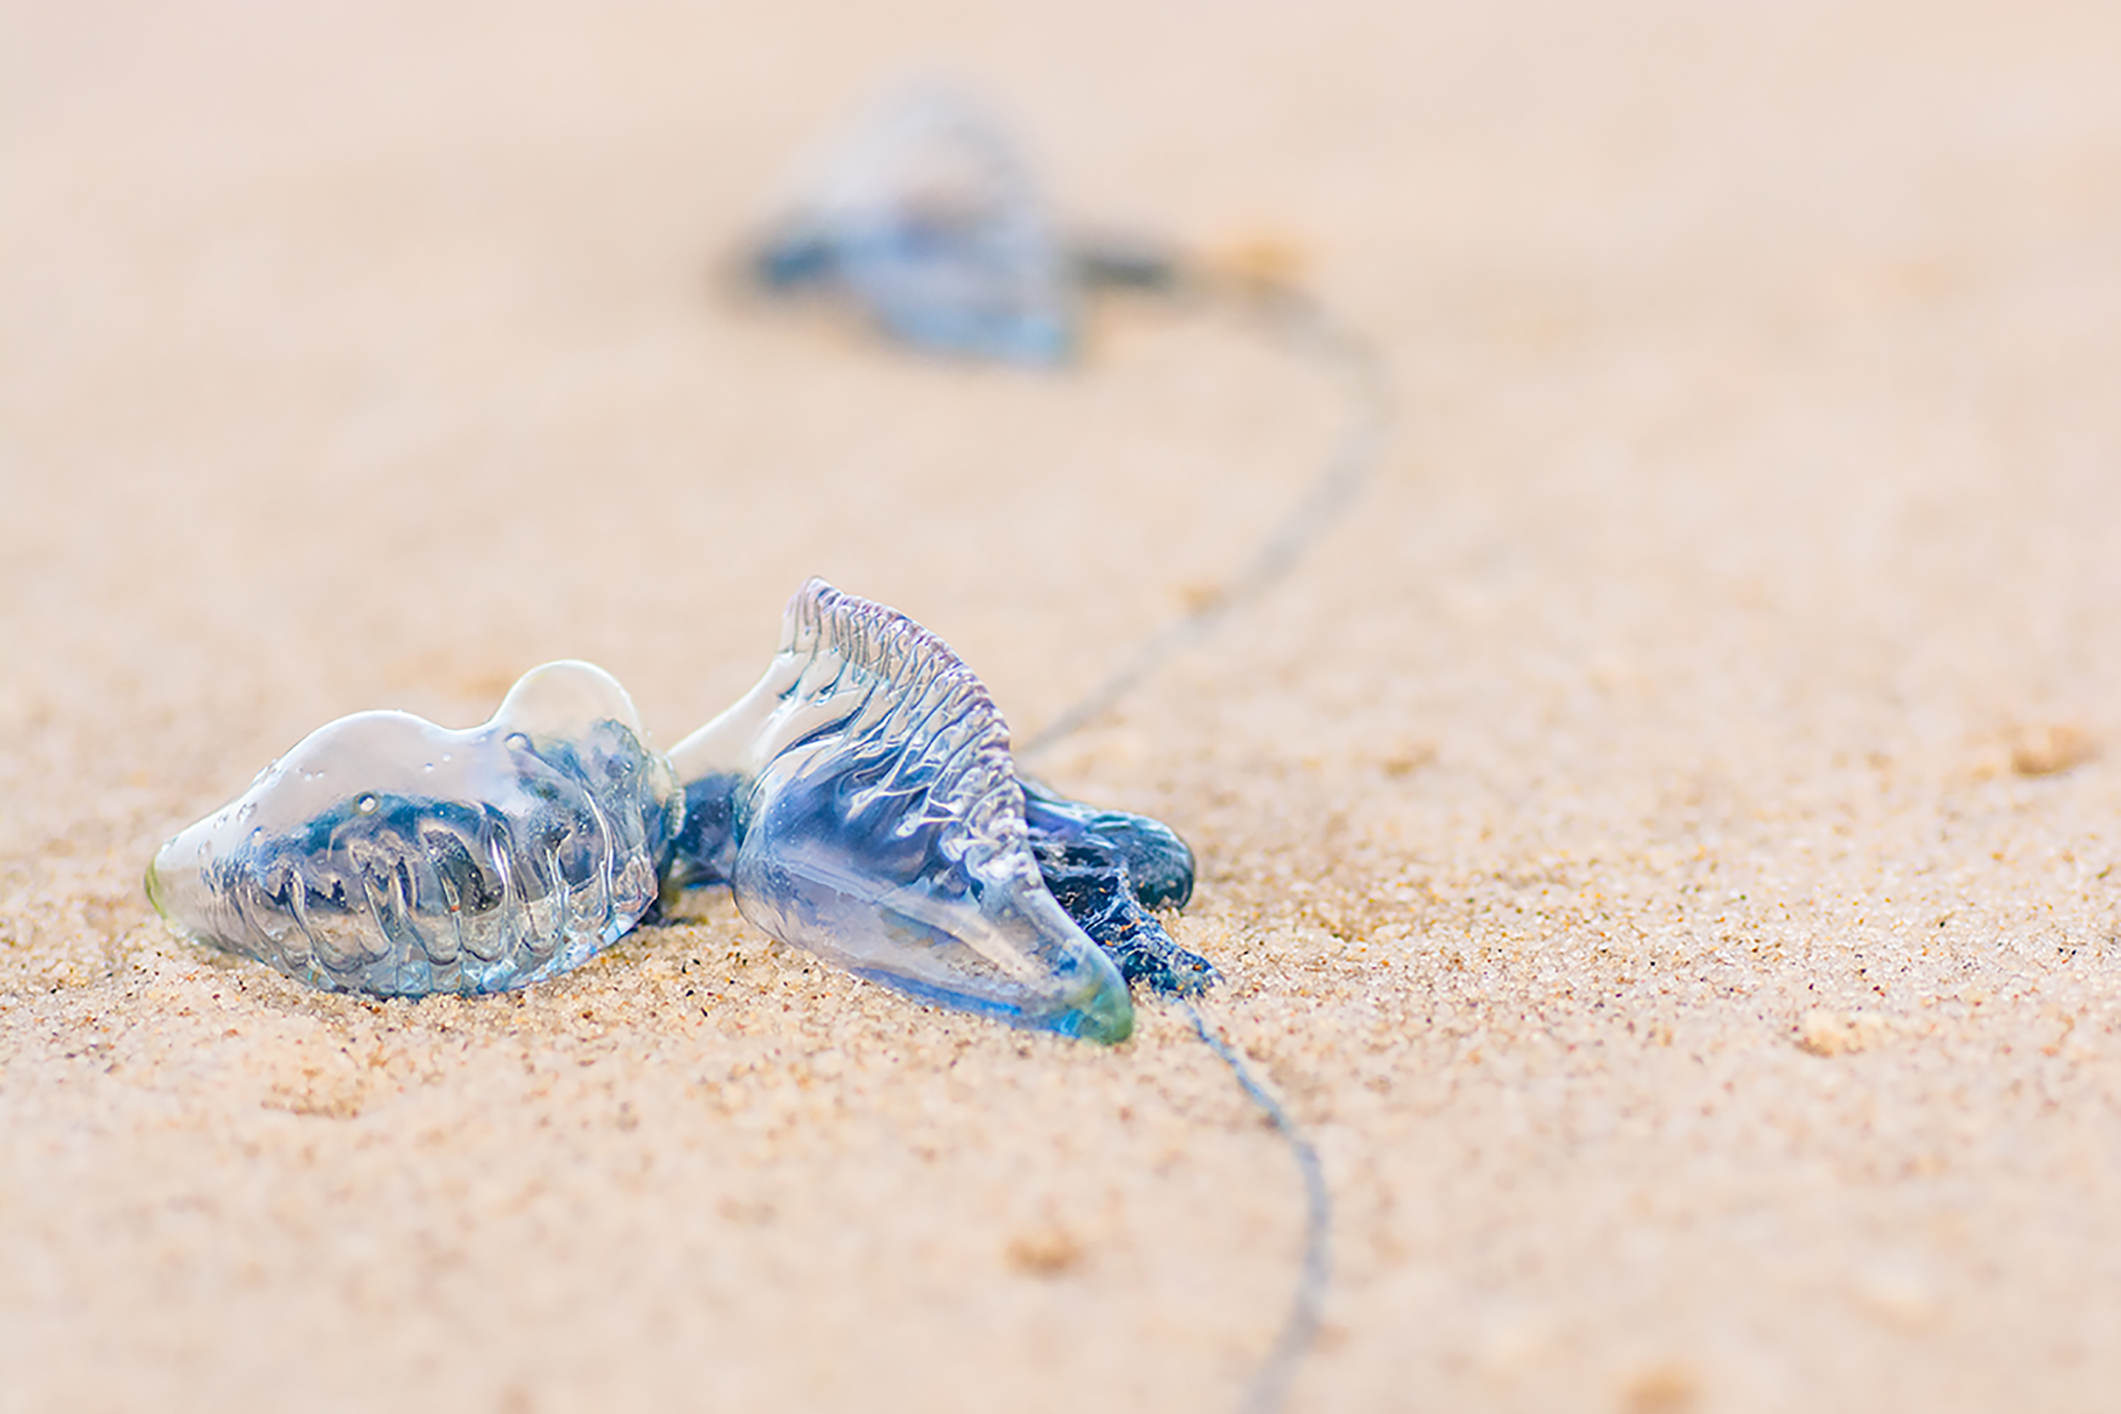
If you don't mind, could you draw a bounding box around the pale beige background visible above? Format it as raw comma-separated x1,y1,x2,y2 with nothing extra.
4,2,2119,1410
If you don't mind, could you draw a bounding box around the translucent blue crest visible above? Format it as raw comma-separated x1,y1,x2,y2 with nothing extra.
754,86,1076,363
667,580,1159,1042
147,663,681,997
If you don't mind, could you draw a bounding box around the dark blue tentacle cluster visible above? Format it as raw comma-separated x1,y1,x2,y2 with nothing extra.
1019,780,1214,997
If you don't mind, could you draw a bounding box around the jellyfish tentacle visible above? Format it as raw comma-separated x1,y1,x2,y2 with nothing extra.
1019,781,1216,997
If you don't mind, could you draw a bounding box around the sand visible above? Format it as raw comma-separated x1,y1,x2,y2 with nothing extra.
4,1,2120,1409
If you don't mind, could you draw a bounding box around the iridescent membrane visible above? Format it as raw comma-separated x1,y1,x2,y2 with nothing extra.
753,86,1075,363
146,663,681,997
666,579,1211,1042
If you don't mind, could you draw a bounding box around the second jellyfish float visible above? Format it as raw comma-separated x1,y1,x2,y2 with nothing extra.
145,662,683,997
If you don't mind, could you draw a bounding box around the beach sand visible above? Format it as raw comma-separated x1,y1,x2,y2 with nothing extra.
4,1,2119,1409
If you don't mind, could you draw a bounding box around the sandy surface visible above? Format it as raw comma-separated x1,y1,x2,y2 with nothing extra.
5,1,2121,1409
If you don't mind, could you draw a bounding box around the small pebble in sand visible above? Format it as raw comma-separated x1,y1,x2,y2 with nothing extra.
1005,1224,1085,1276
1199,236,1310,295
1620,1360,1701,1414
2009,724,2097,777
1795,1008,1898,1056
1378,740,1437,778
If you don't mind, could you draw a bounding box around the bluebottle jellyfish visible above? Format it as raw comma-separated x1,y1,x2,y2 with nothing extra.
751,86,1079,363
146,662,682,997
663,578,1214,1043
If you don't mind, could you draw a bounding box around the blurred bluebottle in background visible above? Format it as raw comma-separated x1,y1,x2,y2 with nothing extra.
750,84,1179,363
